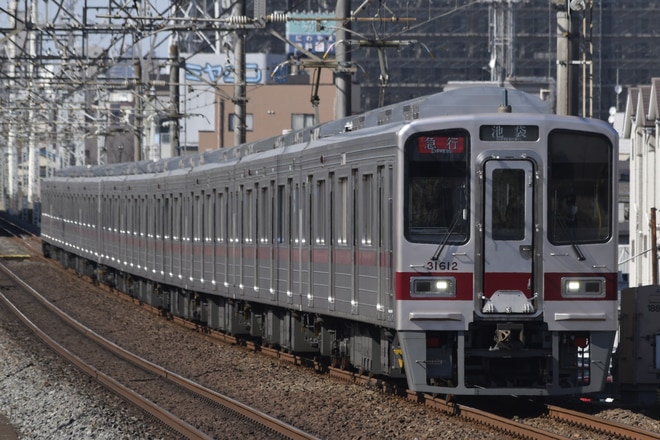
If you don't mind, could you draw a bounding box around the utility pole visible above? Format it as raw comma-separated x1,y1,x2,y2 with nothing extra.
6,0,19,213
334,0,351,119
134,61,143,162
169,43,181,157
27,0,38,209
232,0,247,146
556,1,581,116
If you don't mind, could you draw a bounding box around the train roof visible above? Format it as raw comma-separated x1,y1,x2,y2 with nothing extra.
54,87,551,178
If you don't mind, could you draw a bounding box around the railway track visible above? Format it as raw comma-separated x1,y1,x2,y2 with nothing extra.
326,367,660,440
0,216,658,439
0,251,317,439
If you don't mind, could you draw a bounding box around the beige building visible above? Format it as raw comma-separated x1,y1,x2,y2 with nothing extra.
199,69,343,152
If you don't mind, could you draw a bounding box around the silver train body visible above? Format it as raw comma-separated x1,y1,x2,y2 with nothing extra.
41,88,618,396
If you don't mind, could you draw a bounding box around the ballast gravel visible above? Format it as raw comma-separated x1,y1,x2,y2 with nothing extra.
0,311,171,439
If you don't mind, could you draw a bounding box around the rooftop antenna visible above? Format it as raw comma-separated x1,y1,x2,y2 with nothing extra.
498,89,512,113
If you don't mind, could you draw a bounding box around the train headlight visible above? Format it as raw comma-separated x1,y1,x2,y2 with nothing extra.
561,277,606,298
411,277,456,297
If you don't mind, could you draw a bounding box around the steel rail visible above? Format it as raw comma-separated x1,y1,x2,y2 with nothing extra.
0,261,318,440
417,393,569,440
547,404,660,440
0,282,210,439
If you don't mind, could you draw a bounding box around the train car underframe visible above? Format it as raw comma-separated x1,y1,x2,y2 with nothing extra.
45,245,407,381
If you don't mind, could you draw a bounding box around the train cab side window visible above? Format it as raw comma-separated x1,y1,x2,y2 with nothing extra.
404,129,470,244
548,130,613,244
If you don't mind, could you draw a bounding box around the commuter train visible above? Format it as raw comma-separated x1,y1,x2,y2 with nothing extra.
40,87,618,396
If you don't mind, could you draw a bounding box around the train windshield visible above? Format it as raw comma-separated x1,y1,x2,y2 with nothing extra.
547,129,613,244
404,129,469,244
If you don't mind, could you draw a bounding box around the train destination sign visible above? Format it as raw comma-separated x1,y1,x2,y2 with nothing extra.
479,124,539,142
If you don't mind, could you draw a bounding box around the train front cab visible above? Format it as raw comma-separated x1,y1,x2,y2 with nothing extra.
396,116,618,396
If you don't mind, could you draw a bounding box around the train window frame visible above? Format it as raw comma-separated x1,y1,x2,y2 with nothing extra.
292,182,301,245
245,187,254,244
491,168,526,241
216,191,225,244
547,129,613,245
204,192,213,243
276,183,287,245
259,185,270,244
173,195,181,241
314,179,327,245
361,173,374,247
404,129,470,245
164,196,171,240
336,176,349,246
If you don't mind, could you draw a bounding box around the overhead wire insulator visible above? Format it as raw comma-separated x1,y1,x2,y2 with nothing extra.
267,12,288,23
226,15,251,25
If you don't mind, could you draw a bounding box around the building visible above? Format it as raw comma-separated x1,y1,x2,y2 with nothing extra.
622,78,660,287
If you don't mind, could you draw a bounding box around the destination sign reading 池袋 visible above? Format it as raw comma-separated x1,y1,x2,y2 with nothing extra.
479,125,539,142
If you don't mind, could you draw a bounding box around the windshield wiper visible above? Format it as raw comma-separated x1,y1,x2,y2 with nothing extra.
554,214,586,261
431,210,463,261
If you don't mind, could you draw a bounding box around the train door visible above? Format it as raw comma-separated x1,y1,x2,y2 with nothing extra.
257,182,273,300
482,159,536,314
164,195,172,281
377,164,394,322
311,176,329,309
292,180,310,306
193,192,203,287
155,196,163,279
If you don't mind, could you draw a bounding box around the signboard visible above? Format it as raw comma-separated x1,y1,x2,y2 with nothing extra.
479,125,539,142
285,12,336,56
182,53,287,85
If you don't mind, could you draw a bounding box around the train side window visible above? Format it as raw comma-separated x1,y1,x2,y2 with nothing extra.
362,173,374,246
315,179,327,245
292,183,300,244
259,186,270,244
173,195,181,241
164,196,171,240
276,184,285,244
205,192,213,243
216,191,225,244
404,129,470,244
149,197,154,238
245,188,254,244
548,130,613,244
114,196,120,233
156,197,162,239
337,177,349,246
195,194,202,243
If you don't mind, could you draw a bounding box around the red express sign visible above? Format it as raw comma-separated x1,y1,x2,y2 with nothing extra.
417,136,465,154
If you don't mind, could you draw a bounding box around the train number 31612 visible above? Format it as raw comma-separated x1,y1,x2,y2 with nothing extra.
425,261,459,271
